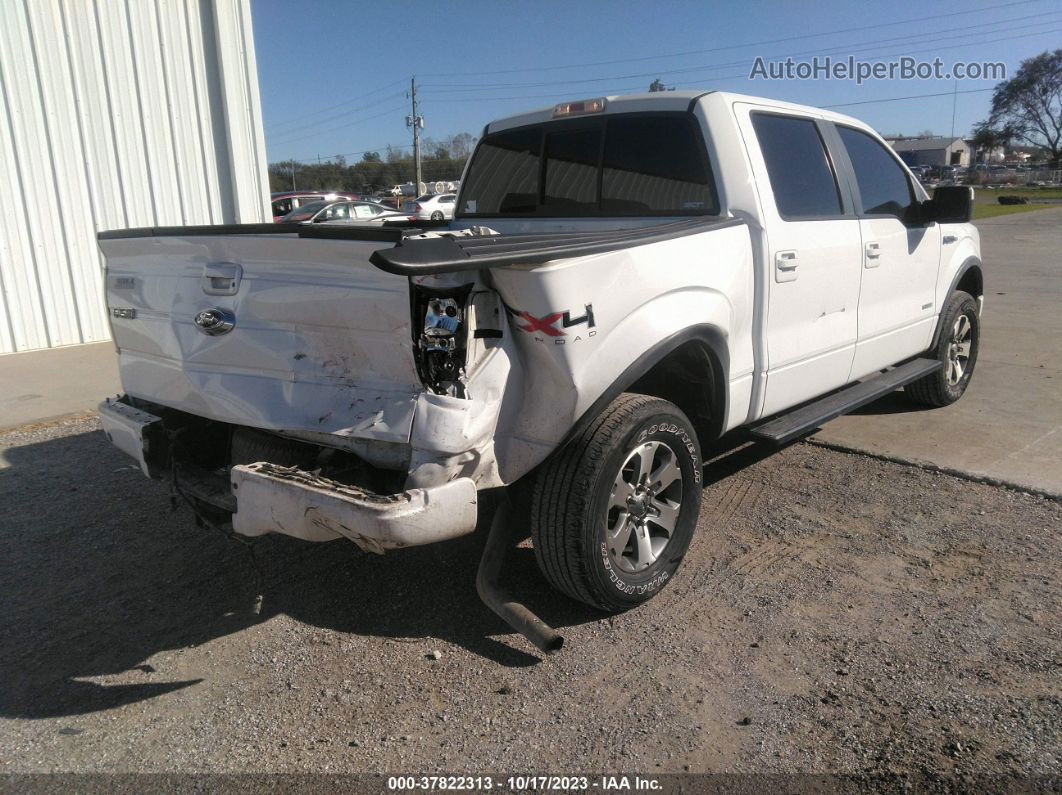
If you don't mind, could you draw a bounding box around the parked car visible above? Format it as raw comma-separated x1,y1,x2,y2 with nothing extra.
928,165,957,181
281,199,406,225
97,90,981,652
270,191,357,222
403,193,457,221
907,164,931,180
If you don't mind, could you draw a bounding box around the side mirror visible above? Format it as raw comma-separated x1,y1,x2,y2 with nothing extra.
922,185,974,224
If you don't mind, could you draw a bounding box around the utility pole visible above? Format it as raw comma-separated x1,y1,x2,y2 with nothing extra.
290,160,296,191
949,79,958,142
407,76,423,192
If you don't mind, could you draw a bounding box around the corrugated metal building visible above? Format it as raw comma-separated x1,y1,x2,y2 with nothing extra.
0,0,270,354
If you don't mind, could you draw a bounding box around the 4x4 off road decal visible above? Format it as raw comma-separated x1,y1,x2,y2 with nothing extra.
506,303,596,343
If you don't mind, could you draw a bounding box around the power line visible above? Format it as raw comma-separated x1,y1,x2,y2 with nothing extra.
423,14,1061,92
267,102,409,147
271,85,997,163
421,85,649,104
427,0,1050,78
418,24,1062,106
264,92,405,139
265,78,408,130
823,87,995,108
264,7,1051,161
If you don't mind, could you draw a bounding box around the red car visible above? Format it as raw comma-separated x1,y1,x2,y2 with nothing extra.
270,191,360,222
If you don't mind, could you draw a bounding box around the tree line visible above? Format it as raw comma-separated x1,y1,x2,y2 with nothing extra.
267,133,476,194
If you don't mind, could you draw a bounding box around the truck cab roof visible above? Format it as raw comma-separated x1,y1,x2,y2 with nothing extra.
484,90,874,136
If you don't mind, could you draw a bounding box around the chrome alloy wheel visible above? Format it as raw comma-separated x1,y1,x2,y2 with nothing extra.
605,440,683,573
946,314,973,386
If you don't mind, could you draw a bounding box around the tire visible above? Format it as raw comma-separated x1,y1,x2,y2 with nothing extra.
905,290,980,407
430,211,444,221
530,393,702,611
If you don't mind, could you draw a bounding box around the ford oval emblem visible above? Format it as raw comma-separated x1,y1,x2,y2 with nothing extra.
194,307,235,335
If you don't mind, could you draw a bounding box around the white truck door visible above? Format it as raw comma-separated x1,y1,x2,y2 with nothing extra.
832,125,940,379
737,107,863,417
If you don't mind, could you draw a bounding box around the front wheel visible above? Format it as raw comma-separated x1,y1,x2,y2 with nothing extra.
905,290,980,407
530,393,702,611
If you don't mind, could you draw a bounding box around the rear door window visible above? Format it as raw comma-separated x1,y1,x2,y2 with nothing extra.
751,113,842,219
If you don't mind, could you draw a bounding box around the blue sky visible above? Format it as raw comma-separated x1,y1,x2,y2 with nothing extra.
251,0,1062,164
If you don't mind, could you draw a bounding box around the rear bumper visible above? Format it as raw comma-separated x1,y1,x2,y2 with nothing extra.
230,463,478,552
99,396,480,552
98,398,164,477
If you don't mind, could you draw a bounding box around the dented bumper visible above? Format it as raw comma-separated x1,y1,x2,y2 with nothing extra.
98,398,164,478
230,462,479,552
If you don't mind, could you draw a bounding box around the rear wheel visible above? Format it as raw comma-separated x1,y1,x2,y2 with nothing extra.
905,290,980,407
430,211,444,221
530,393,702,611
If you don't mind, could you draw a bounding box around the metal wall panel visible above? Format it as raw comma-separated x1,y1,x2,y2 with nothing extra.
0,0,270,353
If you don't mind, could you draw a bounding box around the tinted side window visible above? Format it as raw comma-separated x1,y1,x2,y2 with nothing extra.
272,198,293,216
837,126,913,217
460,127,540,215
602,116,717,213
751,113,841,218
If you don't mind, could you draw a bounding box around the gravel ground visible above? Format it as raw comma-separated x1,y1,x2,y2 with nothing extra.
0,415,1059,783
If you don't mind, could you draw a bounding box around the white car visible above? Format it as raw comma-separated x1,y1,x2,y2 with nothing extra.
403,193,456,221
97,90,981,652
281,199,406,225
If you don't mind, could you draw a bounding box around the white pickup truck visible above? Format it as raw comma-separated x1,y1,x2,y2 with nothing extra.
98,91,982,652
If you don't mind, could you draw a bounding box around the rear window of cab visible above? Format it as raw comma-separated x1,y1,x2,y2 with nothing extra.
459,112,719,218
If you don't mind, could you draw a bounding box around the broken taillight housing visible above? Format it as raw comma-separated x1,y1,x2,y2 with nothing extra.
411,283,473,397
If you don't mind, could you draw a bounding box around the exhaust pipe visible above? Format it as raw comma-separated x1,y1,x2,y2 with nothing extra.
476,500,564,654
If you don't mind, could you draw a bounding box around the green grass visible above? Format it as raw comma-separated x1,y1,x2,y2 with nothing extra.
966,185,1062,218
973,202,1061,219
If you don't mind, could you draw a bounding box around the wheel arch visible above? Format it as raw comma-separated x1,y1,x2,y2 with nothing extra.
562,325,729,452
931,255,982,348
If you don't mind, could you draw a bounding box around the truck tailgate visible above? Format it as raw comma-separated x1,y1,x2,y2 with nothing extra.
98,231,419,443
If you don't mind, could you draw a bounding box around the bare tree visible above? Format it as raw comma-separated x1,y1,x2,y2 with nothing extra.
975,49,1062,166
447,132,475,159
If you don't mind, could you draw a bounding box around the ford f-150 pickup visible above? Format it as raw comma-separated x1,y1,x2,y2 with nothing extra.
97,91,982,652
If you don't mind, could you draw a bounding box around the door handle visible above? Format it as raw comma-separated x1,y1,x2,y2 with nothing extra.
775,250,798,283
864,242,881,269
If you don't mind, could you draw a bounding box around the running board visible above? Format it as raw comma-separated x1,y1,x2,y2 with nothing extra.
750,358,943,445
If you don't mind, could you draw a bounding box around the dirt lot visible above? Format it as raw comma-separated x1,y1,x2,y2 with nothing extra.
1,415,1059,783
